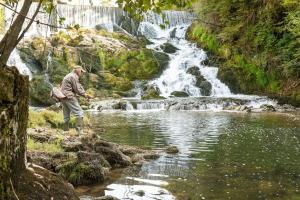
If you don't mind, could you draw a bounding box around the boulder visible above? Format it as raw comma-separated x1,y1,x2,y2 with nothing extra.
17,165,79,200
171,91,189,97
197,81,212,96
165,146,179,154
170,28,177,38
94,140,132,167
187,66,202,77
142,85,162,100
160,43,179,54
58,159,106,186
260,104,276,112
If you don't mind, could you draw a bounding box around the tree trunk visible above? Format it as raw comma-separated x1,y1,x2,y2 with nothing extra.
0,67,29,200
0,0,32,68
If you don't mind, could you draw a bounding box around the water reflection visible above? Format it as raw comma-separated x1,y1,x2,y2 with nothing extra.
79,111,300,200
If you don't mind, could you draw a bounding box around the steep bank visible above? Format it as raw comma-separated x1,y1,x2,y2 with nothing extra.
17,29,169,105
187,1,300,106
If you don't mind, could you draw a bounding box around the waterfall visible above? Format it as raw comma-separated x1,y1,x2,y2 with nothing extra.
138,12,231,97
7,50,33,79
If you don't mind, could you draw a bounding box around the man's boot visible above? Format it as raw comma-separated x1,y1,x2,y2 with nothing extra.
63,121,69,132
75,117,84,134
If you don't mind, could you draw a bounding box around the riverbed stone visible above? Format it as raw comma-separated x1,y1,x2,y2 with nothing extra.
160,43,179,54
171,91,189,97
165,146,179,154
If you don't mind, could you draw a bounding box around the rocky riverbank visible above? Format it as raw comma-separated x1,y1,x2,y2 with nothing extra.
25,108,160,199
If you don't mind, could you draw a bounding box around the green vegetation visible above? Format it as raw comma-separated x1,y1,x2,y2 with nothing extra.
188,0,300,104
59,161,105,186
0,6,4,34
28,109,89,129
27,138,63,153
18,29,169,104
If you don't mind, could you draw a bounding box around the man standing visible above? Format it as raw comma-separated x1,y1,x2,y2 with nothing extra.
61,65,90,134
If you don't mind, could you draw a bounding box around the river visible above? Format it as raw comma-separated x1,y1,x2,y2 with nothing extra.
77,110,300,200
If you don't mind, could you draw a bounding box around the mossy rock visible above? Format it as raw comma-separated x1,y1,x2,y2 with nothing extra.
160,43,179,54
102,73,133,91
187,66,202,77
30,75,55,106
58,160,105,186
142,85,163,100
197,81,212,96
171,91,189,97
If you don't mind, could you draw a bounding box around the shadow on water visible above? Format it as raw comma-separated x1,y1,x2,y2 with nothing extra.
77,111,300,200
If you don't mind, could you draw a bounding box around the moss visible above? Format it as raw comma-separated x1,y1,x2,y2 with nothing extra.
27,138,63,153
58,161,105,186
105,49,169,81
102,73,133,91
30,75,55,106
0,6,4,34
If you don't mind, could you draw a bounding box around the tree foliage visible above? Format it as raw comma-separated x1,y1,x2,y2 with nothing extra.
191,0,300,94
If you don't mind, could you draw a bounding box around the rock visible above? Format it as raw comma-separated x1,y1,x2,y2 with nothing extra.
118,16,140,35
152,51,170,73
186,66,212,96
260,104,276,112
95,24,109,31
62,140,85,152
142,85,162,100
17,165,79,200
135,190,145,197
160,43,179,54
27,151,77,172
187,66,202,77
58,159,106,186
165,146,179,154
171,91,189,97
170,28,177,38
95,196,119,200
94,140,132,167
197,81,212,96
30,75,56,106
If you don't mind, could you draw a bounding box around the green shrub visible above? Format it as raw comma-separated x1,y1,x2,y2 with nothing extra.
27,138,63,153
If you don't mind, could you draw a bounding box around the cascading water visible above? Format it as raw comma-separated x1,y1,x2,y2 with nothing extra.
3,3,279,111
7,49,33,79
139,12,231,97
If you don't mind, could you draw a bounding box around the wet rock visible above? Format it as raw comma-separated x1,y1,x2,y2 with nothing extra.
135,190,145,197
152,51,170,73
170,28,177,38
142,84,162,100
186,66,212,96
58,159,106,186
62,139,85,152
160,43,179,54
171,91,189,97
118,16,140,35
94,140,132,167
260,104,276,112
165,146,179,154
95,196,119,200
187,66,202,77
17,165,79,200
197,81,212,96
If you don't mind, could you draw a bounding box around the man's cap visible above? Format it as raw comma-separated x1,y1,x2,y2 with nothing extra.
73,65,86,73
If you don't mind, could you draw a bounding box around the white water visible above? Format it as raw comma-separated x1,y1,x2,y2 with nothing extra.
139,14,231,97
7,49,33,79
